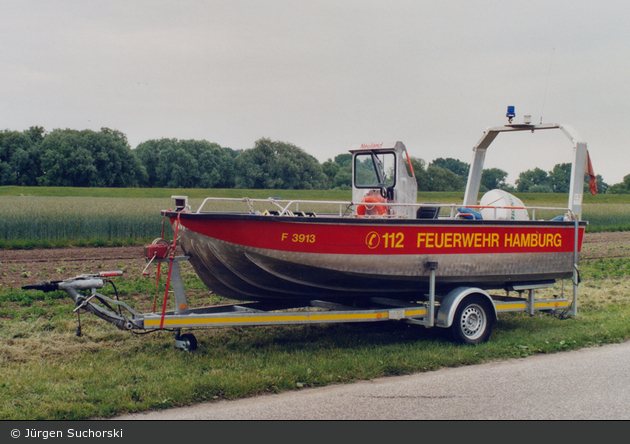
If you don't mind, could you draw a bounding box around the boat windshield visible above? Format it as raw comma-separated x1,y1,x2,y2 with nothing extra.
354,152,395,188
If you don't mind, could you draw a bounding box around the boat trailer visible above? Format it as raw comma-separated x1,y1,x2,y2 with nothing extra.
22,249,575,351
20,115,589,350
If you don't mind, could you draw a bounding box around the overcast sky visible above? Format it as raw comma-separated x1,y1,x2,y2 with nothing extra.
2,1,628,185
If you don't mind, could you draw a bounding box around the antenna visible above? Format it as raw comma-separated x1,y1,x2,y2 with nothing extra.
540,48,555,124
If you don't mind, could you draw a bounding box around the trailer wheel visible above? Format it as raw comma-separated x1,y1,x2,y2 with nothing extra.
176,333,198,351
450,295,494,345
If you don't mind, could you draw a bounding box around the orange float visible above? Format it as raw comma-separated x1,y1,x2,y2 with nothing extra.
357,195,387,216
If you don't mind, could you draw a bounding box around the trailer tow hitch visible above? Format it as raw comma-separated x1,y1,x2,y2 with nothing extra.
22,271,143,335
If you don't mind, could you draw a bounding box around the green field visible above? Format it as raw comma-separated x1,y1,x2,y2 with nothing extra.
1,187,629,248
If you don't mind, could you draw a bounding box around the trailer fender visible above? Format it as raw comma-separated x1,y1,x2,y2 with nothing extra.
436,287,497,328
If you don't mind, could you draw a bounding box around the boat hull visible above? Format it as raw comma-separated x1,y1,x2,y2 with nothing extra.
166,212,585,304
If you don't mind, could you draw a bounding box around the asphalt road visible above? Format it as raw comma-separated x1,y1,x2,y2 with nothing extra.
115,341,630,420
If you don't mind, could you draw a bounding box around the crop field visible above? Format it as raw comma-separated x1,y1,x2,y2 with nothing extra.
1,187,629,249
0,187,354,248
0,196,168,246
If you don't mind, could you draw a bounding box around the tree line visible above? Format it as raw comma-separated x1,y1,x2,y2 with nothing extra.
0,126,619,193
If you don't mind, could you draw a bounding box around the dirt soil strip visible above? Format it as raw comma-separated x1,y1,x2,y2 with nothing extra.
580,231,630,259
1,246,150,288
1,232,629,289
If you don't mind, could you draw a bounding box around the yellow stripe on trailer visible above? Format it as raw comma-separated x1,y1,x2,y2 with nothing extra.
533,300,570,309
494,299,570,313
144,307,428,329
495,302,528,312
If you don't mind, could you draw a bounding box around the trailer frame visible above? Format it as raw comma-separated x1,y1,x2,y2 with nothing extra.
23,253,573,351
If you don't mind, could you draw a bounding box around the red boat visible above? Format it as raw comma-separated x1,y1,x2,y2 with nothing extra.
163,120,593,307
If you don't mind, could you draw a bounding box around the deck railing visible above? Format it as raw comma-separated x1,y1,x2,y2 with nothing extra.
194,196,576,222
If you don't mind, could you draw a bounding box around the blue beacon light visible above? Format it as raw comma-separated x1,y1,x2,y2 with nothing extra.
506,106,516,123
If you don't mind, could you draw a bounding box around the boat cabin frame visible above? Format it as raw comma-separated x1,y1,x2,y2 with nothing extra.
350,141,418,219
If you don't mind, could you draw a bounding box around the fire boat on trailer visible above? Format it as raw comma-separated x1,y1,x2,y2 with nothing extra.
24,112,597,350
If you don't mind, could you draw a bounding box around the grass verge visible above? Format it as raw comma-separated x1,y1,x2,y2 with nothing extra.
1,274,629,420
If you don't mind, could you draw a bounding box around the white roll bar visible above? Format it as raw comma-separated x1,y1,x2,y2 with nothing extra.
463,123,588,219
